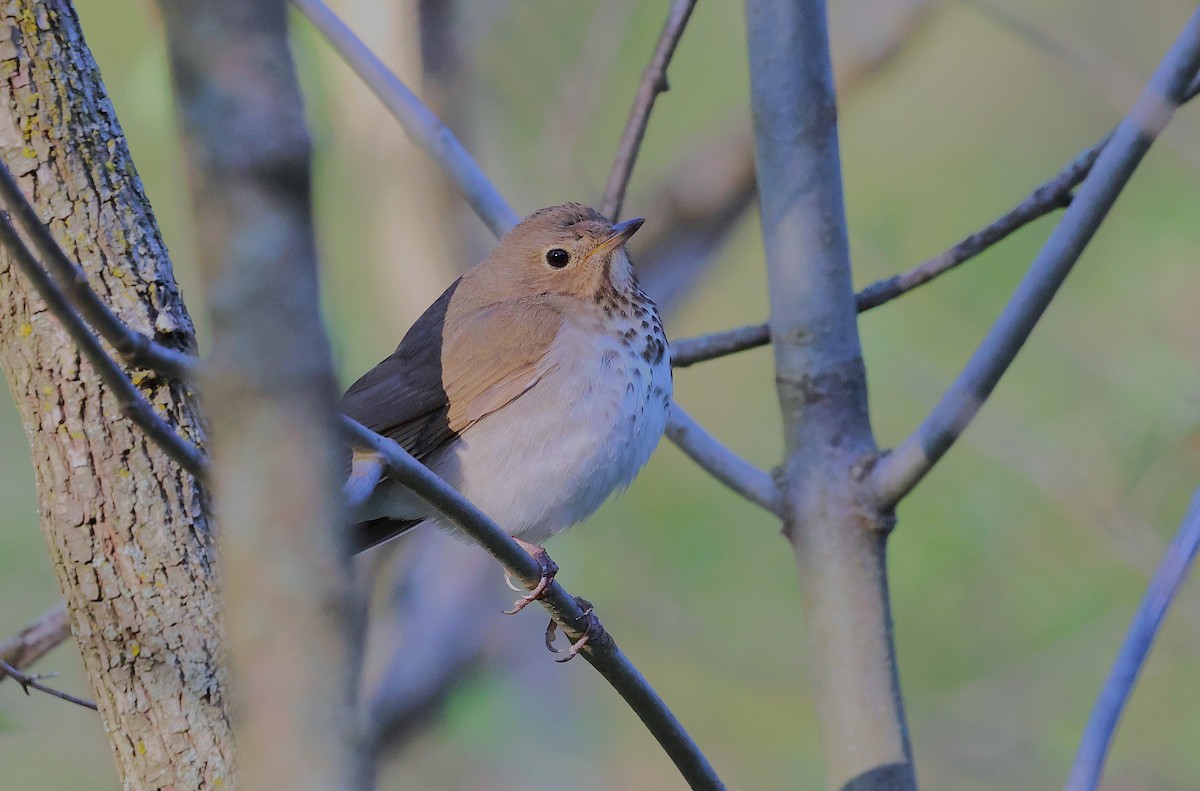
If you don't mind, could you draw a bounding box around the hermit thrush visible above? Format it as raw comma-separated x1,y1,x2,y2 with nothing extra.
340,203,671,610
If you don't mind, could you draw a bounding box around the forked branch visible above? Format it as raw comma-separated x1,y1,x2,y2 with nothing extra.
670,74,1200,370
871,11,1200,508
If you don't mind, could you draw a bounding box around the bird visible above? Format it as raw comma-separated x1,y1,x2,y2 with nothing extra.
339,203,672,615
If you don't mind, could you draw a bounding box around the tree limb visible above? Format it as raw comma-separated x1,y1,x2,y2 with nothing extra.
291,0,519,236
340,416,726,791
0,602,70,686
1064,488,1200,791
746,1,916,788
0,164,197,380
870,10,1200,509
665,407,781,516
0,188,208,478
669,73,1200,370
601,0,698,221
0,657,97,711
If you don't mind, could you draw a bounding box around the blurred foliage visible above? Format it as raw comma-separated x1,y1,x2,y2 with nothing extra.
2,0,1200,789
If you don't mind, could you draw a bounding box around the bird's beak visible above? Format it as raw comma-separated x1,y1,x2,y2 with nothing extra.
591,217,644,258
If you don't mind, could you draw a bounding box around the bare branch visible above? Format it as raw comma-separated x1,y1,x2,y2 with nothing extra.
871,10,1200,509
340,416,726,791
0,195,208,479
290,0,519,236
672,322,770,369
0,657,97,711
669,138,1100,367
747,1,915,788
0,603,70,685
665,407,781,516
601,0,698,220
0,165,197,380
670,71,1200,369
1064,488,1200,791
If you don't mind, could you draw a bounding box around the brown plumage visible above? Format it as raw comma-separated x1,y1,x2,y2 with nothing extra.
340,203,671,553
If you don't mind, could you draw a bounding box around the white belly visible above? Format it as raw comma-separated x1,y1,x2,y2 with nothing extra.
425,316,672,544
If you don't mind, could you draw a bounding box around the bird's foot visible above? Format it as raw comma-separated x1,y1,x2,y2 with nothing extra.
544,598,605,663
502,537,559,615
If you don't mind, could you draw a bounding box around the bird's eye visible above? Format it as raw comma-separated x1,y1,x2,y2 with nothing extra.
545,248,571,268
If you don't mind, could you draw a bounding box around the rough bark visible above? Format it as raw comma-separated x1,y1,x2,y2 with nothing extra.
0,1,233,788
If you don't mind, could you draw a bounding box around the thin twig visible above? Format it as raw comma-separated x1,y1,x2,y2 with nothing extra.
665,406,781,515
290,0,519,237
340,416,726,791
1064,488,1200,791
0,602,70,687
0,164,197,380
601,0,698,220
672,323,770,368
669,73,1200,369
0,657,97,711
0,210,208,479
870,10,1200,509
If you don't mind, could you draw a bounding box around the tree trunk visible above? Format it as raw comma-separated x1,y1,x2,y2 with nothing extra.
746,1,916,789
0,2,234,788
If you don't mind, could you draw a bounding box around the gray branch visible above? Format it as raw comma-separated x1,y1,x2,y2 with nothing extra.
0,164,197,380
871,10,1200,509
1064,488,1200,791
747,0,916,788
665,407,781,516
0,186,208,478
291,0,519,236
600,0,698,221
669,74,1200,370
341,417,726,791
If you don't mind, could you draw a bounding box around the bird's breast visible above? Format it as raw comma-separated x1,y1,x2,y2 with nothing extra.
427,294,671,543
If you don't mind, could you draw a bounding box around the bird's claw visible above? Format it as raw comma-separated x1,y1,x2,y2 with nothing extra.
544,598,605,663
502,538,559,615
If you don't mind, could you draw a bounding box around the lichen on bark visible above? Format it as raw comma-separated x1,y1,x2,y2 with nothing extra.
0,1,234,788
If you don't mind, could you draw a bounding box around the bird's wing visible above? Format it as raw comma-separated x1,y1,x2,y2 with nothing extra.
339,282,563,461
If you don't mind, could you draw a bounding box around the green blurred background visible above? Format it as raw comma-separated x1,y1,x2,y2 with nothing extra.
3,0,1200,788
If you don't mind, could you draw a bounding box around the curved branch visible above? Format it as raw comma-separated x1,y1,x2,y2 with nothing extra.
290,0,519,236
0,165,197,380
1064,488,1200,791
870,10,1200,509
665,406,781,516
0,199,208,479
601,0,698,220
340,417,726,791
